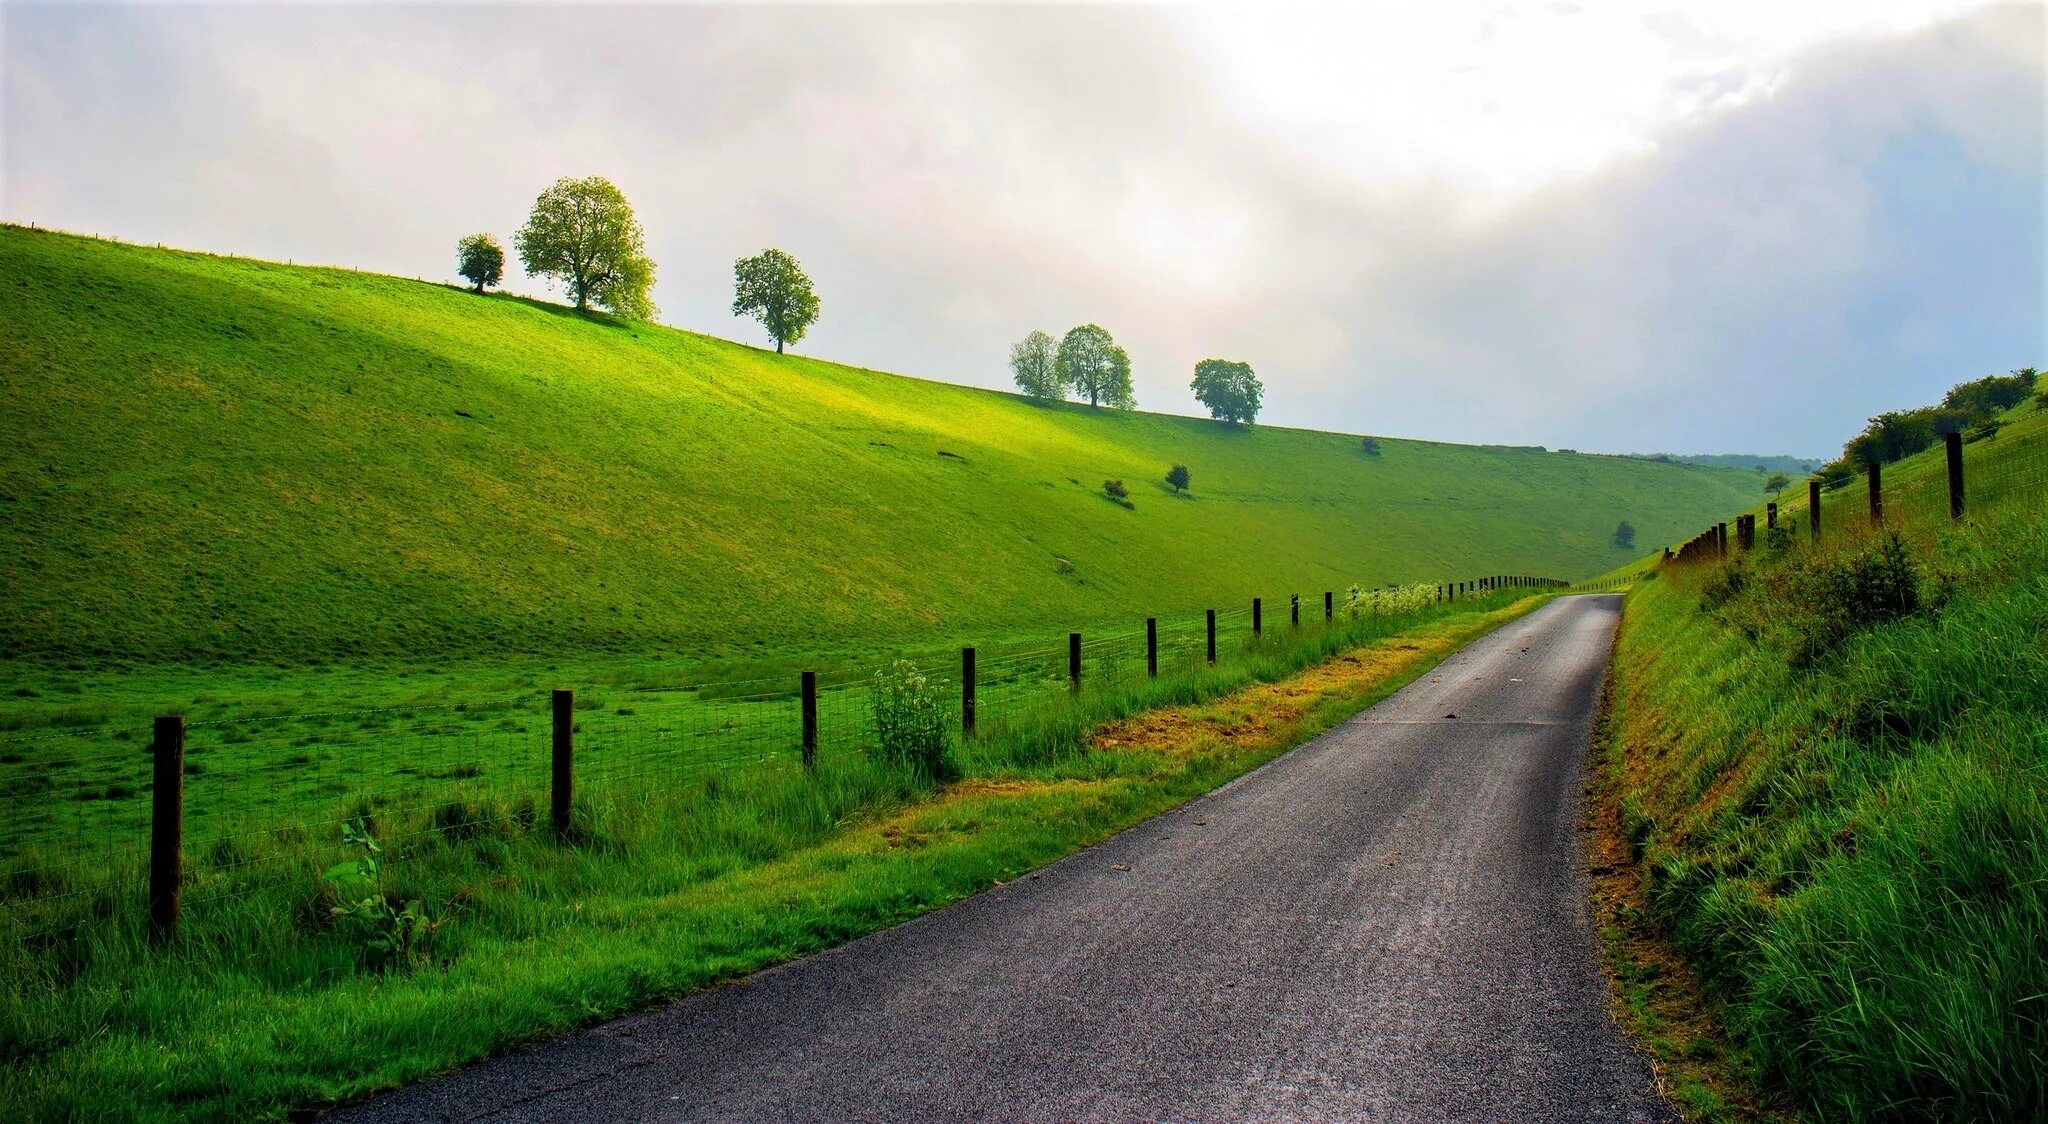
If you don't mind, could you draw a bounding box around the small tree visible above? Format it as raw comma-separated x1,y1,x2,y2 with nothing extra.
1103,479,1130,504
732,248,821,354
1165,464,1191,494
1057,324,1135,409
1010,330,1061,402
1361,436,1381,456
515,176,657,319
1190,358,1263,425
1613,521,1636,549
1765,472,1791,498
455,233,503,294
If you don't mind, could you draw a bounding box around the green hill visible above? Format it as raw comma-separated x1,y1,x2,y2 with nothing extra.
1,225,1759,671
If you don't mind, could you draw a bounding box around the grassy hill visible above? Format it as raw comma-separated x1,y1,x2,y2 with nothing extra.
1,224,1760,673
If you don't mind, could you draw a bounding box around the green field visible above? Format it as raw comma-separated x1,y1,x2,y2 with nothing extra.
2,225,1759,690
1599,404,2048,1119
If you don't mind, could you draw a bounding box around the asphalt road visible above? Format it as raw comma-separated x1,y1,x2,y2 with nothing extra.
335,594,1671,1122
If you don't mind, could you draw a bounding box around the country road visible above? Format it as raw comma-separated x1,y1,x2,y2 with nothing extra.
334,594,1672,1123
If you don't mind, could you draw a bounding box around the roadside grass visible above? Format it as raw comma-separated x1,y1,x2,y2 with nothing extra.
0,593,1545,1122
1,222,1760,681
1599,437,2048,1119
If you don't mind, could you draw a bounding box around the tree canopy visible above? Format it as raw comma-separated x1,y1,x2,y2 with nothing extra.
1056,324,1134,409
1009,330,1061,402
1765,472,1791,497
514,176,656,320
455,233,503,294
1190,358,1263,425
732,248,821,354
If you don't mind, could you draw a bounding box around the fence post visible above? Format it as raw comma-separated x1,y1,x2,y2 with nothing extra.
1252,597,1262,637
1810,479,1822,540
1325,591,1334,620
1068,632,1082,689
1206,610,1217,664
1145,618,1158,678
1767,502,1777,531
1867,461,1883,525
1291,594,1300,628
148,715,184,944
1946,431,1964,521
1717,523,1728,558
961,648,976,736
551,690,573,835
800,672,818,769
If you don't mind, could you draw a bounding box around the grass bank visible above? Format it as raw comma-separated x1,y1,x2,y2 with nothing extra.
1598,470,2047,1118
1,593,1546,1121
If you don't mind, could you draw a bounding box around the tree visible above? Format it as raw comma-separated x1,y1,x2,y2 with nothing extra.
515,176,656,319
1189,358,1263,425
732,248,821,354
1765,472,1791,498
1103,479,1130,504
1613,521,1636,549
456,233,503,293
1009,330,1061,402
1360,436,1381,456
1165,464,1191,494
1056,324,1134,409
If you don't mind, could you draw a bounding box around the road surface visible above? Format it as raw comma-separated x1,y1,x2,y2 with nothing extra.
335,594,1670,1122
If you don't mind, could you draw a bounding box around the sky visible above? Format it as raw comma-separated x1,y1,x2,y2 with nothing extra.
4,1,2042,457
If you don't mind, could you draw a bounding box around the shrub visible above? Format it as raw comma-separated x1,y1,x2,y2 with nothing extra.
322,819,433,971
1165,464,1190,494
869,661,952,779
1103,479,1129,503
1360,436,1381,456
1780,531,1926,666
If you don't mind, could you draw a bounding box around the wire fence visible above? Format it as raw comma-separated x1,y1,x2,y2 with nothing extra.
1,575,1564,945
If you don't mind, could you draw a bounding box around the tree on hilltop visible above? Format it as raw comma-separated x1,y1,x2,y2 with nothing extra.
1057,324,1134,409
515,176,656,319
1190,358,1263,425
732,248,820,354
456,233,503,293
1010,330,1062,402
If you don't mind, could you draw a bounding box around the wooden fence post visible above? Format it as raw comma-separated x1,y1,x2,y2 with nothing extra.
148,715,184,944
551,690,573,834
1767,502,1777,531
1252,597,1262,637
800,673,817,769
1068,633,1082,689
1206,610,1216,664
1810,479,1822,540
1146,618,1158,678
961,648,976,736
1291,594,1300,628
1867,461,1883,525
1325,591,1334,620
1946,431,1964,521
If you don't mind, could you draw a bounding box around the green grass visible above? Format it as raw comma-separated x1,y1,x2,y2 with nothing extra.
0,590,1546,1122
1599,417,2048,1119
2,223,1756,682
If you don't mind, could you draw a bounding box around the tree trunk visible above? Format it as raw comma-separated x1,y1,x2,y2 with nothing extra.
776,339,784,354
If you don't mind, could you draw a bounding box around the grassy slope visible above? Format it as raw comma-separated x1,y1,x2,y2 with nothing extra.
1,224,1758,677
1600,417,2048,1119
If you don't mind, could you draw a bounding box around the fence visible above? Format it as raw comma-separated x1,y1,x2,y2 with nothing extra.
2,571,1583,946
1661,425,2048,570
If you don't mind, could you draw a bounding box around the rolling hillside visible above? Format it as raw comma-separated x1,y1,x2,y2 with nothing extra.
0,225,1761,668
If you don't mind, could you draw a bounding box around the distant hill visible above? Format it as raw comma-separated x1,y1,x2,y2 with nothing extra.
1621,453,1823,475
0,226,1762,666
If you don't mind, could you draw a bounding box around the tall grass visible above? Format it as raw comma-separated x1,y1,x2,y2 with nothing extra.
1604,485,2048,1119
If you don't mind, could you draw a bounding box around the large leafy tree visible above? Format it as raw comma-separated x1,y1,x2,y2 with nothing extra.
1190,358,1263,425
455,233,504,293
1009,330,1062,402
732,248,820,354
515,176,656,320
1057,324,1134,409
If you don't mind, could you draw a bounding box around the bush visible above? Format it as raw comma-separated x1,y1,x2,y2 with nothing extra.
869,661,952,779
1360,436,1381,456
1780,531,1926,666
1103,479,1129,504
1165,464,1190,494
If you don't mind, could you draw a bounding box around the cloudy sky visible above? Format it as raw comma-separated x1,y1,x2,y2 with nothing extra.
4,1,2041,456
